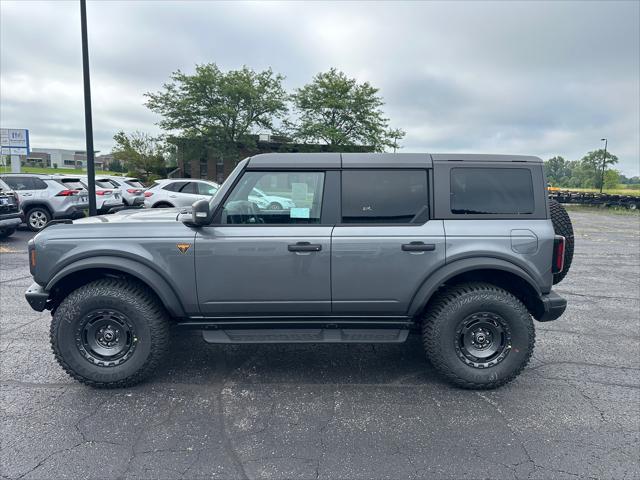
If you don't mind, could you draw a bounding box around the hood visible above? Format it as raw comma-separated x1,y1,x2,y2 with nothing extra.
72,207,189,224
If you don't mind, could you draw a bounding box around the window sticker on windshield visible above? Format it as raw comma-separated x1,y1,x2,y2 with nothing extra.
290,207,310,219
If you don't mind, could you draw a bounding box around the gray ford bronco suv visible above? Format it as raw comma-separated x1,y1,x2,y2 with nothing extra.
25,153,573,389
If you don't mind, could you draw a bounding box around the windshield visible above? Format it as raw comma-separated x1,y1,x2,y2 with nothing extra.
207,158,249,209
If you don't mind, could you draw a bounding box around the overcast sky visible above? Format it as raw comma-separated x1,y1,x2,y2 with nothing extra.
1,0,638,175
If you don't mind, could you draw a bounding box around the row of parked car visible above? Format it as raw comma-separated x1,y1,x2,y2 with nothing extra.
0,173,227,238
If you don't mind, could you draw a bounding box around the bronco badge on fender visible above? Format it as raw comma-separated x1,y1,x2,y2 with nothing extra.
176,243,191,253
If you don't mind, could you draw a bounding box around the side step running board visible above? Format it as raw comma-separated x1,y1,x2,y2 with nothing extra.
202,328,410,344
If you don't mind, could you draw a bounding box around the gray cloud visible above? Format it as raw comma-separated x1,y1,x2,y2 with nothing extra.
1,0,638,175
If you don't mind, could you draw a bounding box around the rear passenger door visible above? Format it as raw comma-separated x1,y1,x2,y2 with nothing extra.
331,169,446,315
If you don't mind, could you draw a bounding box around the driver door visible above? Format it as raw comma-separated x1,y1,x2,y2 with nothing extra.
195,170,331,316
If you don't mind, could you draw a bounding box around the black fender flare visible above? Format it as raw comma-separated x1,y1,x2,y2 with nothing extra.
45,255,186,318
407,257,543,317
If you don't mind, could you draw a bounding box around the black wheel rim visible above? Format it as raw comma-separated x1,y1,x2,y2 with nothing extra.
455,312,511,368
75,310,137,367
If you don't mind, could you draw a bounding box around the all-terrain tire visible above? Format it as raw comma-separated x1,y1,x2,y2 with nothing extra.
422,282,535,390
50,278,170,388
549,199,574,284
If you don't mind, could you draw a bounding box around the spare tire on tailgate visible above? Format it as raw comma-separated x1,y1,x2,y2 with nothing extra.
549,199,574,284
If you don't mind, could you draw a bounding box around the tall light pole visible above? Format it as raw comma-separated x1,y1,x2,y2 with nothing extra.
80,0,97,216
599,138,608,194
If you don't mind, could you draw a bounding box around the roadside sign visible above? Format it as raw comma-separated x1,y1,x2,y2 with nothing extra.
0,128,30,156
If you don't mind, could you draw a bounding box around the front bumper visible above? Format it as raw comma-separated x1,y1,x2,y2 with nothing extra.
25,282,49,312
537,291,567,322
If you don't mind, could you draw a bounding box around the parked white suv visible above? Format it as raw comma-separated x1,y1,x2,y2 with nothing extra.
78,176,124,214
143,179,220,208
104,177,145,206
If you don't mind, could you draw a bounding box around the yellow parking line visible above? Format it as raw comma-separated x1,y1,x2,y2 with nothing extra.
0,246,18,253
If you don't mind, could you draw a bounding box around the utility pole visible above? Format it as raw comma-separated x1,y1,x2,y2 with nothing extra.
599,138,608,194
80,0,97,216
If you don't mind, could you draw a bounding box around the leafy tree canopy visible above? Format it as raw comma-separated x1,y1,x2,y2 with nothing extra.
112,131,166,181
290,68,405,152
145,64,288,150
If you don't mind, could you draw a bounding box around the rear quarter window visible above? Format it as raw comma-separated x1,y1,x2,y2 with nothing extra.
450,168,534,215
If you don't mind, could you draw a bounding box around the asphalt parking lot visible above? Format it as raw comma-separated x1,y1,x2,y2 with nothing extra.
1,209,639,480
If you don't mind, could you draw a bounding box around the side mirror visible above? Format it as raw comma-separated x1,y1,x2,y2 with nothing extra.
186,199,210,227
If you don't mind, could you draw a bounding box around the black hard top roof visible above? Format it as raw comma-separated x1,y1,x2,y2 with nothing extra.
246,152,542,169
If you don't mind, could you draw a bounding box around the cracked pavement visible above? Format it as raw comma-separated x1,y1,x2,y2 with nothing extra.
1,208,639,479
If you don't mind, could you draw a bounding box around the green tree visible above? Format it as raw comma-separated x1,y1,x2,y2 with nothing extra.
603,169,621,189
145,64,288,159
580,149,618,189
290,68,405,152
112,131,166,181
544,156,569,185
109,158,124,173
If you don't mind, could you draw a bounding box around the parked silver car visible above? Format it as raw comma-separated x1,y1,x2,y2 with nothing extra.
0,174,88,231
78,176,124,214
143,179,220,208
103,176,145,206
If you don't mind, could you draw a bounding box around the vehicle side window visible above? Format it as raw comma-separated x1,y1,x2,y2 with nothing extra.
450,168,534,215
179,182,198,194
196,182,217,195
220,171,324,225
2,176,32,190
162,181,186,192
30,178,47,190
341,170,429,224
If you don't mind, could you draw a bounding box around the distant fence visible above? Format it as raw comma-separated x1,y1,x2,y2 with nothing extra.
549,190,639,210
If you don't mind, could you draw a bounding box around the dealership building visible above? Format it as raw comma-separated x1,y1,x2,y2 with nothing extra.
21,148,112,170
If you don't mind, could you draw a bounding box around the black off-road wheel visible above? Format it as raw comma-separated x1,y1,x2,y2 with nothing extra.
50,278,170,388
549,199,574,284
422,283,535,390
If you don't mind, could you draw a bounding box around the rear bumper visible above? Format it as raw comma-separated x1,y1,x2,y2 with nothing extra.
53,205,86,220
0,213,22,229
98,202,124,214
25,282,49,312
537,291,567,322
